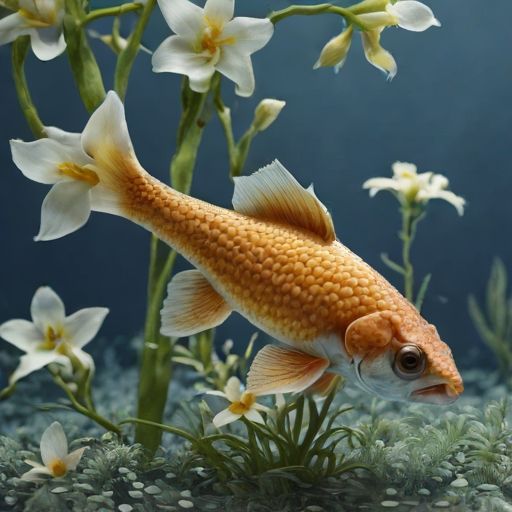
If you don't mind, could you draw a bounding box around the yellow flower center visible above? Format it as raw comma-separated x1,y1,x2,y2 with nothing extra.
48,458,67,477
38,325,67,352
228,391,256,415
200,19,235,56
58,162,99,186
18,0,57,27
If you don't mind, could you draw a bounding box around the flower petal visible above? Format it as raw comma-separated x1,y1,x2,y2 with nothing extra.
213,408,241,427
41,422,68,467
10,138,68,185
0,319,41,352
71,347,95,372
222,17,273,54
217,47,255,97
63,447,87,471
224,376,242,402
205,390,228,398
81,91,136,163
204,0,233,26
243,408,265,424
157,0,204,40
9,351,60,385
21,466,52,481
392,161,418,178
45,127,83,148
35,180,92,242
64,307,109,348
361,29,397,81
0,12,30,46
31,286,66,331
30,27,66,61
362,177,400,196
387,0,441,32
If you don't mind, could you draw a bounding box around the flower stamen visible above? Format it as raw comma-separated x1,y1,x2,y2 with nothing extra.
48,458,67,477
58,162,99,186
228,391,256,414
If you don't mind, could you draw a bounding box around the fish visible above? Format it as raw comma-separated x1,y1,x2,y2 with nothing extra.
11,92,463,404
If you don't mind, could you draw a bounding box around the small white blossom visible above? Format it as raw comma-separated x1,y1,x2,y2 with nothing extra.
206,376,270,427
21,422,87,481
252,99,286,132
363,161,465,215
10,91,136,241
0,0,66,61
0,286,108,384
152,0,273,96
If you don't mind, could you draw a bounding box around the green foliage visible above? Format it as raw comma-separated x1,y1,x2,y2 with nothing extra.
469,258,512,382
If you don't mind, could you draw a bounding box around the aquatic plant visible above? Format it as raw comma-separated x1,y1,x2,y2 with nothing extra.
469,258,512,383
363,161,465,309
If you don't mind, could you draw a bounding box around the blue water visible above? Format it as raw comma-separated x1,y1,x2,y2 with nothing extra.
0,0,511,368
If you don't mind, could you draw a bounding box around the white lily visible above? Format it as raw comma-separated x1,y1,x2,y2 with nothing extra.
363,161,465,215
206,376,270,427
0,0,66,61
10,91,135,241
152,0,274,96
0,286,108,385
21,422,87,481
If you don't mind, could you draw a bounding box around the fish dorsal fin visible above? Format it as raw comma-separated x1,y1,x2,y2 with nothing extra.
246,345,330,396
160,270,232,337
232,160,336,243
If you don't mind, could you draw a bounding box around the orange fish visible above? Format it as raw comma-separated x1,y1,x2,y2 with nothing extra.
11,92,463,403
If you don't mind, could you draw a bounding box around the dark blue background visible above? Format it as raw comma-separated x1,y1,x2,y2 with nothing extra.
0,0,511,366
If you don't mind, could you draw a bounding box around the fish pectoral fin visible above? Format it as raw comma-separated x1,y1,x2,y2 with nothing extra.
246,345,330,396
232,160,336,243
160,270,231,337
305,372,343,396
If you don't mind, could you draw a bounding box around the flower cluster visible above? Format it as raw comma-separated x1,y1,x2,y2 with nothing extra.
315,0,440,79
363,161,465,215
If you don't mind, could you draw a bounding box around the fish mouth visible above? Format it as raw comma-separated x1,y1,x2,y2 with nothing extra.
410,383,459,405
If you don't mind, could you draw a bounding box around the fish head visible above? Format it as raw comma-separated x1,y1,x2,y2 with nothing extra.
345,311,463,404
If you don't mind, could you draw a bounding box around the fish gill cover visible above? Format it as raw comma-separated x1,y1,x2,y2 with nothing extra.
0,0,510,511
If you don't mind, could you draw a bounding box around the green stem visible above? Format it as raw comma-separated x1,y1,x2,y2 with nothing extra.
269,4,367,29
135,82,209,455
114,0,156,100
11,37,45,139
82,3,142,25
64,0,106,112
51,371,121,436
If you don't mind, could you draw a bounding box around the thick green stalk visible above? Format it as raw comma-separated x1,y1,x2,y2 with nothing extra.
135,85,209,454
400,205,415,301
82,3,142,26
114,0,156,100
11,37,45,139
64,0,106,112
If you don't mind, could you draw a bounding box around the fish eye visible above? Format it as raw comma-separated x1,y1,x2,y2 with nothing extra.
393,345,426,380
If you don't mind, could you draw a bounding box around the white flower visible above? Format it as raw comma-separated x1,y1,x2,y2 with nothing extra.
21,422,87,481
357,1,439,79
252,99,286,132
152,0,274,96
0,0,66,61
363,161,465,215
0,286,108,385
314,25,353,72
10,91,135,241
206,376,270,427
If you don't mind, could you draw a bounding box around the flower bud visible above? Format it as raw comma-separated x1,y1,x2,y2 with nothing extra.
361,28,397,80
314,25,353,72
252,99,286,132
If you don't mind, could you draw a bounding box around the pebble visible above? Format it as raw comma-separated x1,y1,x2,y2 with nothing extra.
118,467,130,474
51,487,69,494
178,500,194,509
119,505,133,512
102,491,113,497
165,472,176,479
4,497,17,506
128,490,143,499
433,501,450,508
477,484,500,492
380,501,399,508
144,485,162,495
385,488,398,496
127,472,137,481
74,483,94,491
431,476,443,483
305,507,323,512
132,482,144,489
418,488,431,496
181,490,192,497
455,452,465,464
450,478,468,488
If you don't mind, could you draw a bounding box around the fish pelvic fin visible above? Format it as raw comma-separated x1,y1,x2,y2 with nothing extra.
160,270,232,338
305,372,343,396
232,160,336,243
246,345,330,396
